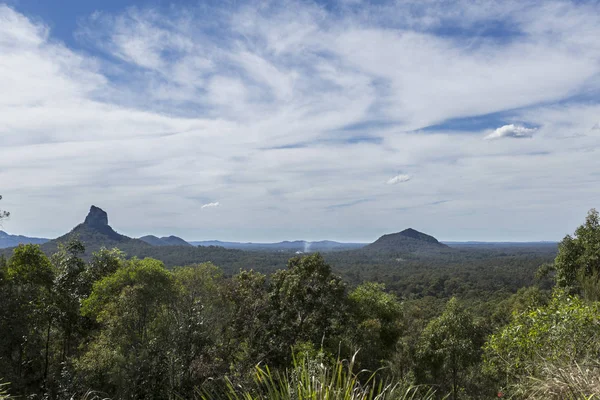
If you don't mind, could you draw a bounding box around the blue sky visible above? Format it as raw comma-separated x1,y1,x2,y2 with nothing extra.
1,0,599,242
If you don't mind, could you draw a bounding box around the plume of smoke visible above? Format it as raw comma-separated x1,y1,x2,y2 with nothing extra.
304,241,311,253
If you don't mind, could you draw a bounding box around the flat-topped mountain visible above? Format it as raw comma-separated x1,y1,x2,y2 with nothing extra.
364,228,449,254
0,230,49,249
140,235,192,247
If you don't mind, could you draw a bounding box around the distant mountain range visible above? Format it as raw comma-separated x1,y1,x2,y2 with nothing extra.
1,206,557,258
0,230,49,248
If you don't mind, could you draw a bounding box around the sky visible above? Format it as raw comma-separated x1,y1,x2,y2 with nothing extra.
0,0,599,242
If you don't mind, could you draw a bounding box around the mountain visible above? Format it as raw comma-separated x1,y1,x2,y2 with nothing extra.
39,205,153,255
363,228,449,254
0,230,49,248
16,206,275,273
139,235,192,247
190,240,365,252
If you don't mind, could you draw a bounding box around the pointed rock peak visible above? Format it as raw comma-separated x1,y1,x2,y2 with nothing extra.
84,205,108,227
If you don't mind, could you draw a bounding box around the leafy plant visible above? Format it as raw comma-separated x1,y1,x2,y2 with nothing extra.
200,353,439,400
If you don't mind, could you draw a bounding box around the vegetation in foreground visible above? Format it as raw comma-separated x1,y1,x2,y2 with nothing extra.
0,205,599,399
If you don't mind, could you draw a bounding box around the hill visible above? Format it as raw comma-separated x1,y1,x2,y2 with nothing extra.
0,230,49,248
363,228,449,254
139,235,192,247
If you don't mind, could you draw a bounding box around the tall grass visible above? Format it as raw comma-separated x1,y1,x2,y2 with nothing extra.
515,361,600,399
0,380,10,400
200,353,438,400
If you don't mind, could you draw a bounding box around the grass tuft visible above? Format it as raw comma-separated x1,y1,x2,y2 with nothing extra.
199,353,438,400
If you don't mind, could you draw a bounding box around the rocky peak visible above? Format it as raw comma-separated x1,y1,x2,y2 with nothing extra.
84,205,108,228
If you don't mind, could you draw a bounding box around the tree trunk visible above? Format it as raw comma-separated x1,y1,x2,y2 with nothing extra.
43,317,52,387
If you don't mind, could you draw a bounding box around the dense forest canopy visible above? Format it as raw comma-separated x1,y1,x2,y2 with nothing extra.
1,207,599,399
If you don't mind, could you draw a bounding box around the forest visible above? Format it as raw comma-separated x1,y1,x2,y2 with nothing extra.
0,209,599,399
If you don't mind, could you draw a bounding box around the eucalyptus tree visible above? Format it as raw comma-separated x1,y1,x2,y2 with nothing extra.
267,254,349,366
550,209,600,297
417,297,482,400
0,245,54,394
79,257,177,398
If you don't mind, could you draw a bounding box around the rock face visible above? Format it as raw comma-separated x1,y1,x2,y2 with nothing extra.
84,205,109,228
79,205,124,239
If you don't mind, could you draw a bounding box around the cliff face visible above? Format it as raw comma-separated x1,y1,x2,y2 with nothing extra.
84,205,109,228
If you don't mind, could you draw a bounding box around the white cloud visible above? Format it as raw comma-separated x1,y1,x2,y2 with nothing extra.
201,202,220,209
485,124,537,140
386,174,411,185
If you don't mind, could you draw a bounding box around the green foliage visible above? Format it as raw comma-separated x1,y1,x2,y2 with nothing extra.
0,218,585,400
0,245,55,393
267,254,348,365
347,282,403,371
0,380,10,400
85,247,124,286
417,298,483,399
7,244,54,287
169,262,229,396
223,270,271,379
554,208,600,292
78,257,177,398
484,290,600,394
488,286,550,328
200,353,439,400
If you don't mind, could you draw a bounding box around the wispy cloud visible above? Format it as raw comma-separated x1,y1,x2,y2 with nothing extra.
1,1,600,241
485,124,536,140
201,202,220,209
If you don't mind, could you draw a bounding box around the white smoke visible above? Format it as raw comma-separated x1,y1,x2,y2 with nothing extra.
304,241,311,252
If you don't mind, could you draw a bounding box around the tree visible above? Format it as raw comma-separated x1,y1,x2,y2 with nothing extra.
552,209,600,294
267,254,348,365
0,195,8,223
484,290,600,396
417,297,482,400
222,269,271,380
0,245,54,394
169,263,228,395
78,257,177,398
346,282,403,371
51,239,89,360
84,247,124,288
